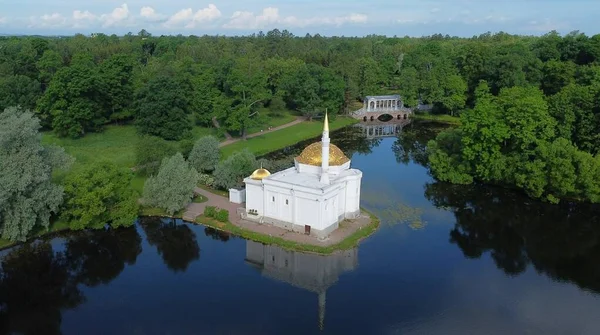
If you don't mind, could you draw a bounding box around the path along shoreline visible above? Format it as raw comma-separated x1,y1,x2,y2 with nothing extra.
218,117,305,147
182,187,376,250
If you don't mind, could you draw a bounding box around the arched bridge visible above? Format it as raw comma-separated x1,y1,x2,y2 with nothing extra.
350,95,433,122
351,94,412,121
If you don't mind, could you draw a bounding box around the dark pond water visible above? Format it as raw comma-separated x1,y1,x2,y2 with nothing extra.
2,121,600,335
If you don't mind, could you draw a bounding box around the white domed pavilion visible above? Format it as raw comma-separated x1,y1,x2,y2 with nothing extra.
240,113,363,239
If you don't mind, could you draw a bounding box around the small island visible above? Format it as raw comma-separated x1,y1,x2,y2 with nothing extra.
182,113,378,254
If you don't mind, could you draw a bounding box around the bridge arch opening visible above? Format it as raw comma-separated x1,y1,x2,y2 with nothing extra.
403,114,407,119
370,116,374,121
363,116,367,122
377,114,393,122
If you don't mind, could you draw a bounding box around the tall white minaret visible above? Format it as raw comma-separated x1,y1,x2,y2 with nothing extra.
320,110,330,185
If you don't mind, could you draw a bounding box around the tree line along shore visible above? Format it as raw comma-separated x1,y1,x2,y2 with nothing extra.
2,29,600,247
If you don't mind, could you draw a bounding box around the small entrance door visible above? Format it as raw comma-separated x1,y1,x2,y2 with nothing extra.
305,225,311,235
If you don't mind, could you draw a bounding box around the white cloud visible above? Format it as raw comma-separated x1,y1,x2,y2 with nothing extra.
164,4,221,28
191,4,221,24
73,10,96,21
0,17,6,25
223,7,367,29
140,6,163,22
72,10,97,28
100,3,130,27
224,7,279,29
164,8,193,27
29,13,67,28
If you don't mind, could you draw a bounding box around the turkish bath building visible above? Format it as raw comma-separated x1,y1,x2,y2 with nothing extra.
236,113,363,239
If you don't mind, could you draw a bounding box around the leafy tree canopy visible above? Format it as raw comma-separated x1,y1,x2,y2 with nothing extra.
188,135,220,173
142,153,199,215
0,107,73,242
61,162,139,230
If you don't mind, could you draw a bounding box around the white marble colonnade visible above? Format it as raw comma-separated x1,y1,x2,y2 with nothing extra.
363,95,402,112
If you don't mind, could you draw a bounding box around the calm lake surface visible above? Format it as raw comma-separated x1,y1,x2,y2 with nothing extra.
2,121,600,335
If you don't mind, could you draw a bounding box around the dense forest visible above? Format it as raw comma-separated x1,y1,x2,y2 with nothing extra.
1,29,598,141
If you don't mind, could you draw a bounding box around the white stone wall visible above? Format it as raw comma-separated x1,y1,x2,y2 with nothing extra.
245,182,264,216
343,174,362,217
243,166,363,237
229,188,246,204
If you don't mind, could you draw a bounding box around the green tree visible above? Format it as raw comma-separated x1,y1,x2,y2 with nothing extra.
36,53,106,137
61,162,139,230
439,74,467,116
541,60,576,95
397,66,419,107
134,75,192,140
142,153,199,215
0,75,41,111
0,107,73,242
497,86,556,153
459,82,509,181
99,53,135,123
357,57,380,97
134,135,177,176
36,49,63,90
188,135,220,173
218,56,270,139
213,150,257,189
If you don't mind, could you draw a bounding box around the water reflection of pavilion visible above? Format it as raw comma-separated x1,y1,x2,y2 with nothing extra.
245,241,358,331
355,119,411,138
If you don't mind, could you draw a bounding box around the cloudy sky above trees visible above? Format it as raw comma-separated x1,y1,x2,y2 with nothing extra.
0,0,598,36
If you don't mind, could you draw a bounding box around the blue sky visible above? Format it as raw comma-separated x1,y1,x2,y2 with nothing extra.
0,0,598,36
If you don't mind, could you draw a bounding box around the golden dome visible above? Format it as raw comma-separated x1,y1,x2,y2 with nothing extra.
296,142,350,166
250,168,271,180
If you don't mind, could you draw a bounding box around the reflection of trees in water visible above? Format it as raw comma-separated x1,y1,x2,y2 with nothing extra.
65,227,142,287
139,217,200,272
0,226,143,335
425,181,600,292
204,227,232,242
392,121,449,167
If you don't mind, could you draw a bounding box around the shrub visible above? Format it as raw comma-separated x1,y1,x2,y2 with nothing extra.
142,153,199,215
179,139,195,159
215,209,229,222
135,135,177,176
213,149,257,189
188,135,220,173
204,206,217,218
62,162,138,230
198,173,215,187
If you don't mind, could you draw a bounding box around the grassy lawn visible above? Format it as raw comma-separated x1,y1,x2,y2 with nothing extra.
42,125,140,168
193,194,208,203
411,113,461,125
42,124,218,195
42,125,219,169
246,108,297,134
221,116,358,158
194,208,380,254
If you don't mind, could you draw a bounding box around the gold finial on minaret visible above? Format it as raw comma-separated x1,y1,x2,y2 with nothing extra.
323,109,329,132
